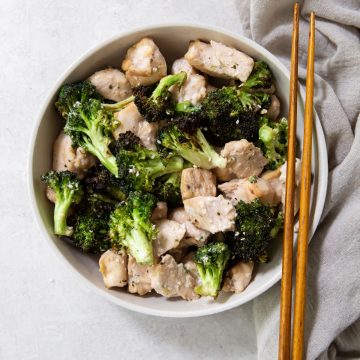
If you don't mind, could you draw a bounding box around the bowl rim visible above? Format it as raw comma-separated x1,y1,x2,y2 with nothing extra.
28,21,328,318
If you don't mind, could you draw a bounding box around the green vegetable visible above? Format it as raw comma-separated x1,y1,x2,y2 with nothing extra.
200,85,271,145
157,123,227,169
194,242,231,297
226,199,281,263
109,191,157,265
134,72,187,122
55,81,119,176
41,171,83,236
259,117,288,170
116,132,184,193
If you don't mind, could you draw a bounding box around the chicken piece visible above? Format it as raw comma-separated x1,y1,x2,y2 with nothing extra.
113,102,158,150
52,131,97,178
181,168,217,200
127,255,152,295
121,37,167,87
169,207,210,244
99,250,128,289
171,74,207,106
185,40,254,82
88,67,132,102
266,95,281,120
221,140,268,179
171,57,197,75
213,167,236,182
153,219,186,257
222,262,254,294
151,202,168,222
184,195,236,233
218,177,281,206
149,255,199,300
171,57,207,105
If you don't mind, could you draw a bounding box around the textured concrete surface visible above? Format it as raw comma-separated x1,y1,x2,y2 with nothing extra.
0,1,259,359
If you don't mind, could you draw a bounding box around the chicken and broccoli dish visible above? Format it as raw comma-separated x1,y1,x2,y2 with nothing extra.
42,37,301,300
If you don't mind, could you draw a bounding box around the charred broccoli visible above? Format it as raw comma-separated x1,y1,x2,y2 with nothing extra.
241,61,273,90
84,164,127,201
116,132,184,192
154,171,182,208
258,117,288,170
200,86,271,145
109,191,157,265
157,123,226,169
134,72,187,122
226,199,280,263
194,242,231,297
72,194,114,253
55,81,118,176
41,171,83,236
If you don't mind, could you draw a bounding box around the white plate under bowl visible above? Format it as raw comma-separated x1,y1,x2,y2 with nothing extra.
28,23,328,317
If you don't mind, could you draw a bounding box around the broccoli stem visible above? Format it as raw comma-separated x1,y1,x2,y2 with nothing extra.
196,129,227,169
83,139,118,177
195,267,222,297
102,96,135,111
128,226,154,265
151,72,187,102
54,197,73,236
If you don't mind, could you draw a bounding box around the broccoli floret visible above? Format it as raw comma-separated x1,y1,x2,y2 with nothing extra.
154,171,182,208
116,134,184,192
241,61,273,90
102,95,135,112
55,81,102,119
194,242,231,297
157,123,227,169
41,171,83,236
225,199,281,263
133,72,187,122
200,86,271,145
84,164,127,201
258,117,288,170
55,81,118,177
72,194,114,253
109,191,157,265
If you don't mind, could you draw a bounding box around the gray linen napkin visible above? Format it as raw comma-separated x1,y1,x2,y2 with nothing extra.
236,0,360,358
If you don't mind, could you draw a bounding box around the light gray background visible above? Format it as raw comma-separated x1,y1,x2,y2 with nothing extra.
0,1,258,359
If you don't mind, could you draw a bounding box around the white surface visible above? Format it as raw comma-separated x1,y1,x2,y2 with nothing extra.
28,23,327,318
0,1,260,359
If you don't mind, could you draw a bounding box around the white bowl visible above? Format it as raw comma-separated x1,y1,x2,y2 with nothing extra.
28,23,328,317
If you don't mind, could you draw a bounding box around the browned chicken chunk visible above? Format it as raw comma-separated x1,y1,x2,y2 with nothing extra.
122,38,167,87
112,102,158,150
169,207,210,244
221,140,268,179
181,168,217,200
266,94,280,120
184,195,236,233
218,177,281,206
149,255,199,300
52,131,97,178
153,219,186,257
151,202,168,222
127,255,152,296
171,58,207,105
99,250,128,289
88,67,132,102
222,262,254,293
185,40,254,82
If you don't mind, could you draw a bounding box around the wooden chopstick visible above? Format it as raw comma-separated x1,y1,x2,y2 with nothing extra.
292,11,316,360
278,3,299,360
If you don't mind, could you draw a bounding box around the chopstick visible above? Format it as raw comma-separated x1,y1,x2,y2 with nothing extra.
292,11,316,360
278,3,299,359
